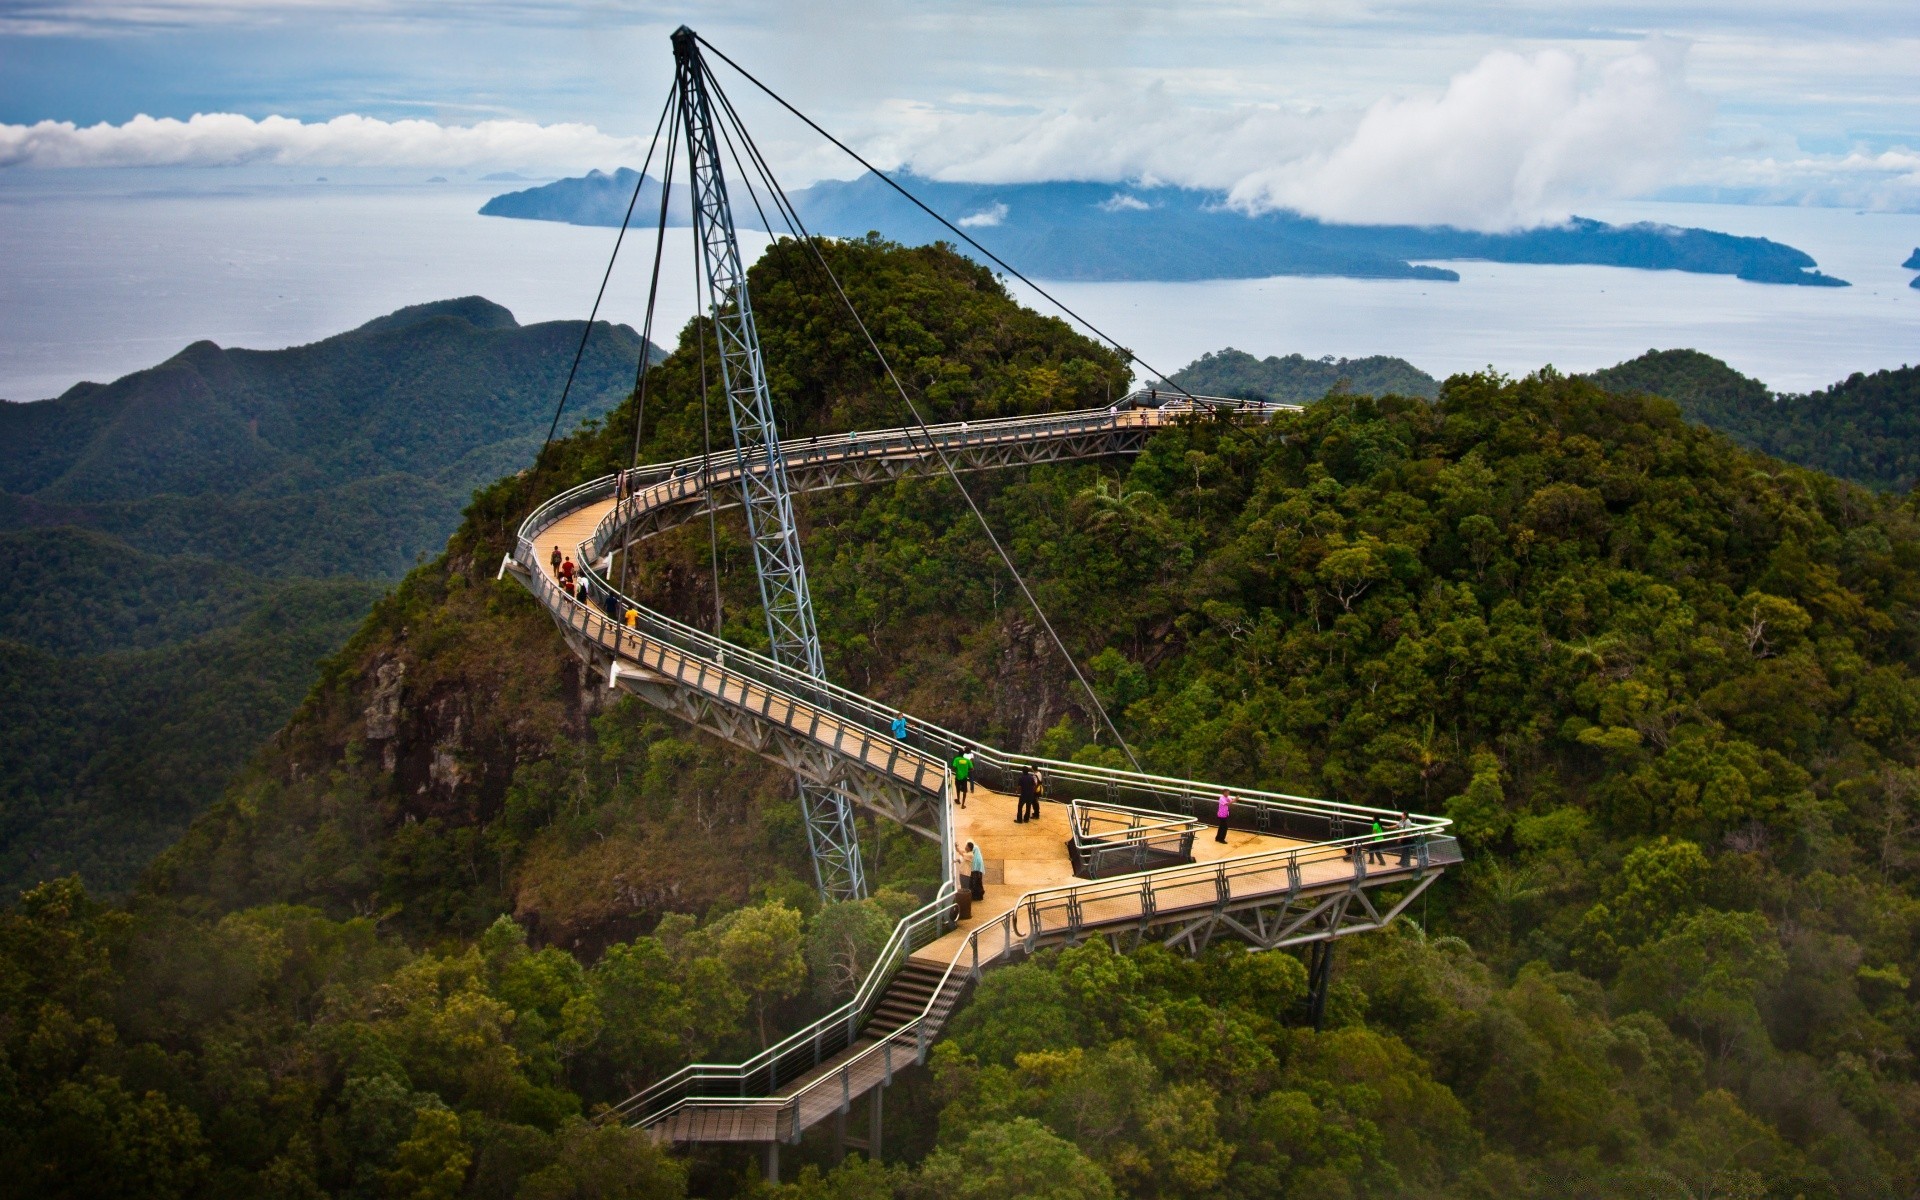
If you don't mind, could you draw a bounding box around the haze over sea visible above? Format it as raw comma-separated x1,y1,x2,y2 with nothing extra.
2,170,1915,403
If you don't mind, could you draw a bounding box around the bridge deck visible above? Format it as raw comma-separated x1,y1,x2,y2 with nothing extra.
919,785,1310,963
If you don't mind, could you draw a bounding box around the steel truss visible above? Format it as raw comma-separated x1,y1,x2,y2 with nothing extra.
1030,871,1444,959
608,666,945,840
673,28,864,901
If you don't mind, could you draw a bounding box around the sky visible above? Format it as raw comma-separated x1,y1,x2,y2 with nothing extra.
0,0,1916,229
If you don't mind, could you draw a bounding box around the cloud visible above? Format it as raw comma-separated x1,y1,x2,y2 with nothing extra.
0,112,647,169
955,201,1007,228
1670,144,1920,211
1231,42,1709,230
876,42,1710,231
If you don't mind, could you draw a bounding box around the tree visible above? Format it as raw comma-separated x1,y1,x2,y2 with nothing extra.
913,1119,1116,1200
704,903,806,1046
382,1107,471,1200
514,1122,685,1200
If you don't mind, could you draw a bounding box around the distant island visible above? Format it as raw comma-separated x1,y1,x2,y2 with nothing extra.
481,168,1849,287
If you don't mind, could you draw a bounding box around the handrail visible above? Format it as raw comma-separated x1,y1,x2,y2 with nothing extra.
628,899,1026,1138
604,883,958,1127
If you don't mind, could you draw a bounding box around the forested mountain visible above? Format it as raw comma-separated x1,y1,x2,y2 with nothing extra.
6,239,1920,1198
0,296,652,577
0,300,658,897
1592,349,1920,491
1166,347,1439,402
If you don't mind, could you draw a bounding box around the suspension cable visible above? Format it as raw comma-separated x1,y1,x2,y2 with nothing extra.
619,113,680,595
707,73,1144,770
542,83,677,454
685,136,728,645
693,32,1204,405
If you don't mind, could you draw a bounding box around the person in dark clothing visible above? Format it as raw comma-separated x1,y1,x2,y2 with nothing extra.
1397,811,1415,867
1016,767,1038,823
550,545,562,573
966,841,985,900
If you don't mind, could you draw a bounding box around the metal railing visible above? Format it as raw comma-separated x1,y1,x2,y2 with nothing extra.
604,884,958,1131
1068,800,1203,879
1021,829,1463,945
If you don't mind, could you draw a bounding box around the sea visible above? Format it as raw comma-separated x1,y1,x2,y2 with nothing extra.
1,169,1915,402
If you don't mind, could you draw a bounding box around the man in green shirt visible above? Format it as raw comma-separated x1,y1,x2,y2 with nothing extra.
951,751,972,807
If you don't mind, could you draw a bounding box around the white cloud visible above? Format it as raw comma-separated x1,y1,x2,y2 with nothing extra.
1672,144,1920,210
1231,42,1710,230
955,201,1007,228
1098,193,1153,212
875,42,1711,231
0,112,647,169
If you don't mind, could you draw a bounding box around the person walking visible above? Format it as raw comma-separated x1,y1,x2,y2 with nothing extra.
967,840,985,901
1367,816,1388,865
1397,811,1414,867
559,555,577,592
624,607,639,630
1016,767,1038,824
550,545,562,573
1215,791,1233,843
950,751,971,807
891,713,909,742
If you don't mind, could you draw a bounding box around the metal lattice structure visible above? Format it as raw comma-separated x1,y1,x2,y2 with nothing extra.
673,28,865,900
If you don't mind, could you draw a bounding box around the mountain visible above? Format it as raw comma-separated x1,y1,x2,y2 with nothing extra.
483,169,1848,287
0,298,661,897
5,240,1920,1197
1591,348,1920,491
1165,347,1440,402
0,296,655,577
480,166,692,227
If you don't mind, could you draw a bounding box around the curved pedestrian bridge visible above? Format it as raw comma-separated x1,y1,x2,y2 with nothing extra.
504,393,1461,1151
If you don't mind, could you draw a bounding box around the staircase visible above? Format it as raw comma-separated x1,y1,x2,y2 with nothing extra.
861,958,950,1039
643,953,974,1145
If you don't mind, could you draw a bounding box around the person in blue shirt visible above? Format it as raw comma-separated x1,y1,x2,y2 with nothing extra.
966,840,985,900
891,713,908,741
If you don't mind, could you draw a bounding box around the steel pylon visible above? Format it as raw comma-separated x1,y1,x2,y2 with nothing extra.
673,27,866,901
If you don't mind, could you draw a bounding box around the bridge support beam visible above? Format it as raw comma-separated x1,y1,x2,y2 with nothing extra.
1306,939,1335,1030
608,671,945,840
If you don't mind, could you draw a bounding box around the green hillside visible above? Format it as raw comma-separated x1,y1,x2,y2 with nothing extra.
1592,349,1920,491
0,296,653,578
0,299,658,898
5,242,1920,1198
1164,347,1440,403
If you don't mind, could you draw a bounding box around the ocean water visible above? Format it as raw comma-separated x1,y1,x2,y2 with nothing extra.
0,174,1914,402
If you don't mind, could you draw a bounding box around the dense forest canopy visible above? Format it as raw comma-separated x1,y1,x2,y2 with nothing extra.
4,238,1920,1198
1165,347,1439,403
1591,349,1920,492
0,301,657,897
